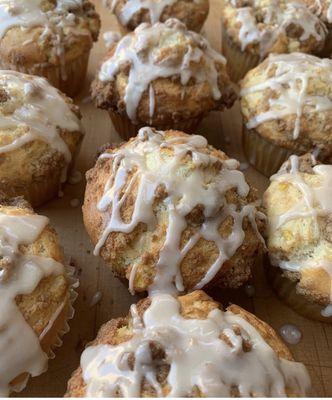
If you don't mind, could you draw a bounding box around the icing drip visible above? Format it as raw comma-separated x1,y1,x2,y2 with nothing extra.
111,0,177,26
241,53,332,140
98,19,226,122
81,293,311,397
0,70,82,181
269,155,332,317
94,127,263,294
232,0,326,56
0,0,92,78
0,210,65,395
328,2,332,23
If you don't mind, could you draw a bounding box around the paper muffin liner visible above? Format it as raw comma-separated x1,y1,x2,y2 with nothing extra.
267,262,332,323
243,126,293,177
0,51,90,97
11,263,79,394
221,26,260,83
109,111,203,140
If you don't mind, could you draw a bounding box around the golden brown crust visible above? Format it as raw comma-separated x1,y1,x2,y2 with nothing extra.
263,154,332,306
83,129,265,292
240,54,332,159
91,22,236,128
0,0,100,69
221,0,327,57
109,0,209,32
65,290,296,397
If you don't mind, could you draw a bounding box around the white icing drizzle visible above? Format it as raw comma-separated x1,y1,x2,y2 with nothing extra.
268,155,332,317
111,0,177,26
98,19,226,122
328,2,332,23
0,0,94,78
0,70,82,181
103,30,121,49
0,210,65,395
232,0,327,56
94,127,264,294
81,293,311,397
240,53,332,140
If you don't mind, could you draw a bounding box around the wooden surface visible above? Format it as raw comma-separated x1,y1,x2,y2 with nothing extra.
20,0,332,396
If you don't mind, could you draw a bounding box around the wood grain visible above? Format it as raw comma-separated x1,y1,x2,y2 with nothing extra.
19,0,332,396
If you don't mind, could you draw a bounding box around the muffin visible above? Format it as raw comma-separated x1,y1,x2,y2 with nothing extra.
0,0,100,96
0,196,74,396
240,53,332,177
108,0,209,34
301,0,332,56
83,127,265,294
264,154,332,322
66,290,311,397
221,0,327,82
0,70,84,207
91,19,236,140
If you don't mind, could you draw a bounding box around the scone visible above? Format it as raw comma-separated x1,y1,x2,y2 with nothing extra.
66,290,311,397
108,0,209,34
240,53,332,176
91,19,236,140
0,0,100,96
264,154,332,322
0,70,84,207
221,0,327,82
0,196,74,395
83,127,265,294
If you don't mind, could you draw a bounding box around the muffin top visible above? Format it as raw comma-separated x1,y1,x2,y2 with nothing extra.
0,196,69,395
108,0,209,32
83,127,265,294
240,53,332,152
0,0,100,68
264,154,332,316
66,290,310,397
221,0,327,57
0,70,83,188
91,19,236,125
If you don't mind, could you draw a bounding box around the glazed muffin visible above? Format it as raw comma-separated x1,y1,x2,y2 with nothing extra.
91,19,236,140
83,127,265,294
221,0,327,82
0,0,100,96
108,0,209,34
66,290,311,397
0,196,74,395
264,154,332,322
301,0,332,56
0,70,84,207
240,53,332,176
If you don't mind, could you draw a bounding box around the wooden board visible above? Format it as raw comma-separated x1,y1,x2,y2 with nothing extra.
20,0,332,396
